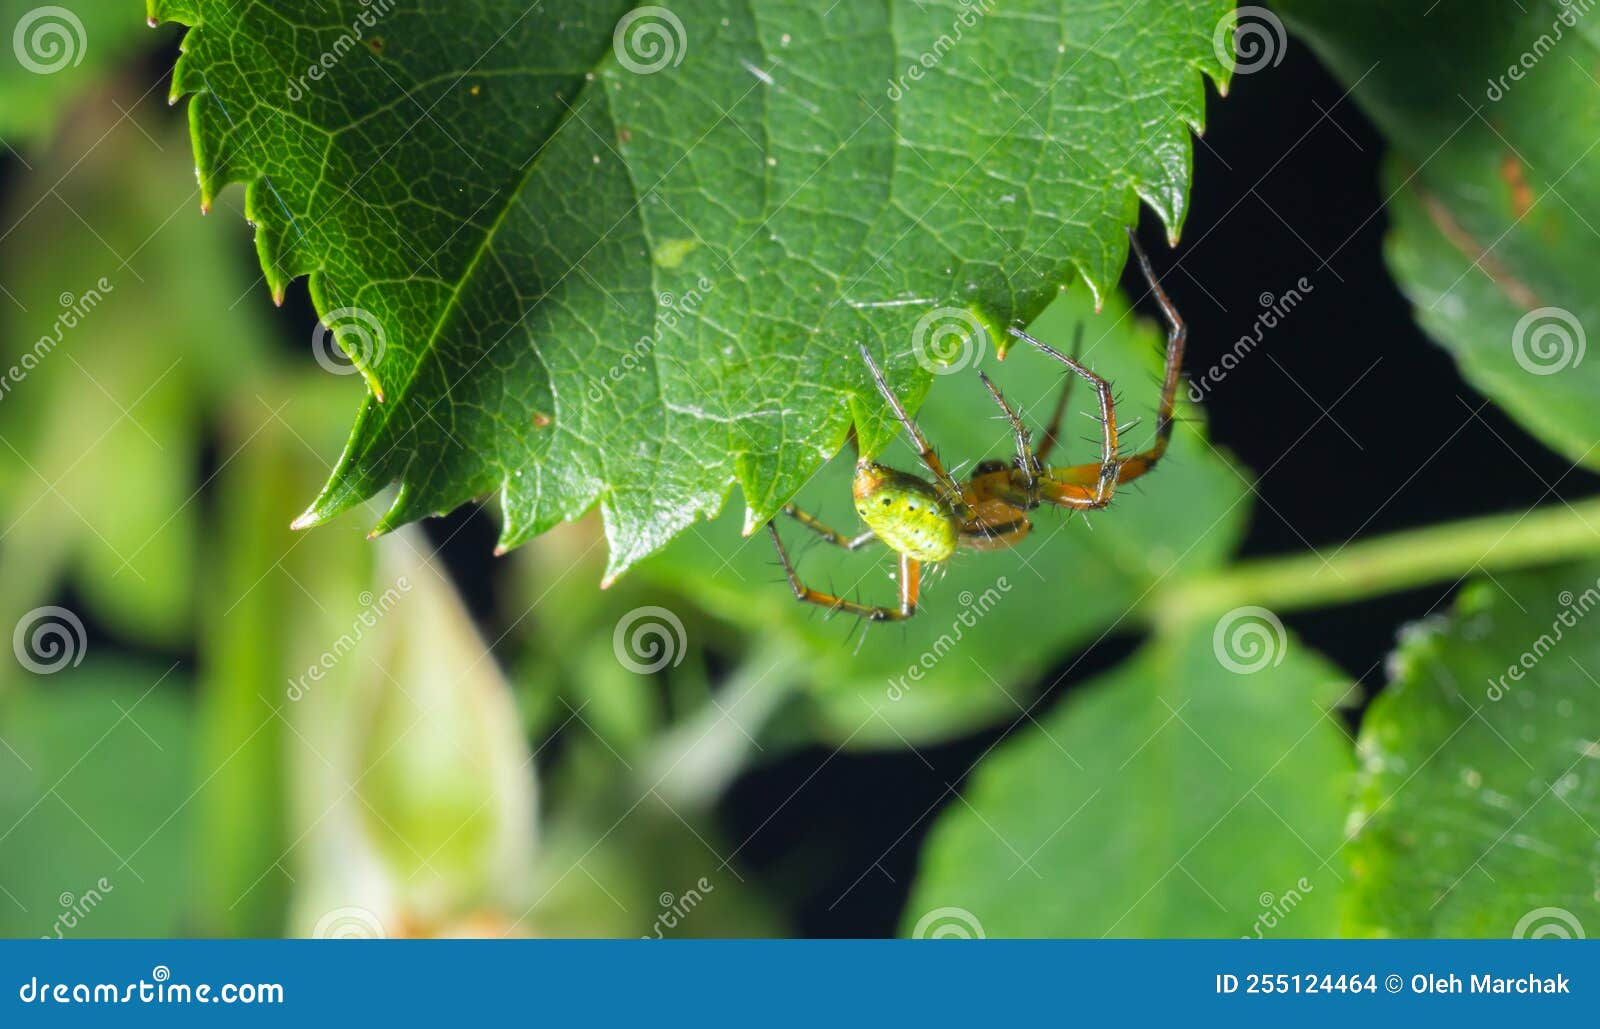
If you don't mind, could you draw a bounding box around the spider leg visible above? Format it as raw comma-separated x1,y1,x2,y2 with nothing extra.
1034,322,1083,464
1005,327,1120,508
975,370,1039,489
1027,231,1189,506
1117,227,1188,482
768,524,918,622
781,503,878,550
857,344,969,513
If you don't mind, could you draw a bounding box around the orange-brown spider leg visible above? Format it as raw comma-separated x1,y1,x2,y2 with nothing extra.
767,524,917,622
1035,322,1084,464
976,370,1039,489
1031,231,1189,505
858,344,969,515
1005,327,1120,508
1118,227,1188,482
781,503,878,550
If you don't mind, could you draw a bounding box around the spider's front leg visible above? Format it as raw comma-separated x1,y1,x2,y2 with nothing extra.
767,524,919,622
1005,326,1121,510
1030,229,1190,501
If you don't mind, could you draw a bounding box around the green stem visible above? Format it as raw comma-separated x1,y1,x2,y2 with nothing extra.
1147,496,1600,628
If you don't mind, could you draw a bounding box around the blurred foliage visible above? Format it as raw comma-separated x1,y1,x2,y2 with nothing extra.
1279,0,1600,472
0,3,157,141
0,663,193,937
1345,563,1600,937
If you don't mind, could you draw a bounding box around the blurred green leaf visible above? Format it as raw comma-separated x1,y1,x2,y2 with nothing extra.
1345,563,1600,937
1279,0,1600,470
0,2,156,141
150,0,1232,579
0,661,194,937
0,101,271,647
904,619,1352,937
642,286,1251,746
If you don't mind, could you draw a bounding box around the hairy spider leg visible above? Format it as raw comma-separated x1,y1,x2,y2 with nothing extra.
1115,226,1188,482
781,503,879,550
1004,326,1121,510
1023,229,1188,501
857,344,970,516
977,370,1040,490
768,523,918,622
1035,322,1084,464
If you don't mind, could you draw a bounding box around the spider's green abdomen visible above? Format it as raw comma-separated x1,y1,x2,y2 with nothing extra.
853,462,958,563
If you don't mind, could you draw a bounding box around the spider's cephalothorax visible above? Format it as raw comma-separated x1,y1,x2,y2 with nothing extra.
768,230,1187,623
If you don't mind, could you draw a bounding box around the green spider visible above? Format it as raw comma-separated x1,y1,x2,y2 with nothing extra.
767,231,1187,622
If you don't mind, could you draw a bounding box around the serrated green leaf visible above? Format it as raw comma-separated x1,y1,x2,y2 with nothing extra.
1345,563,1600,938
1279,0,1600,470
903,619,1352,937
641,285,1250,746
151,0,1233,578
